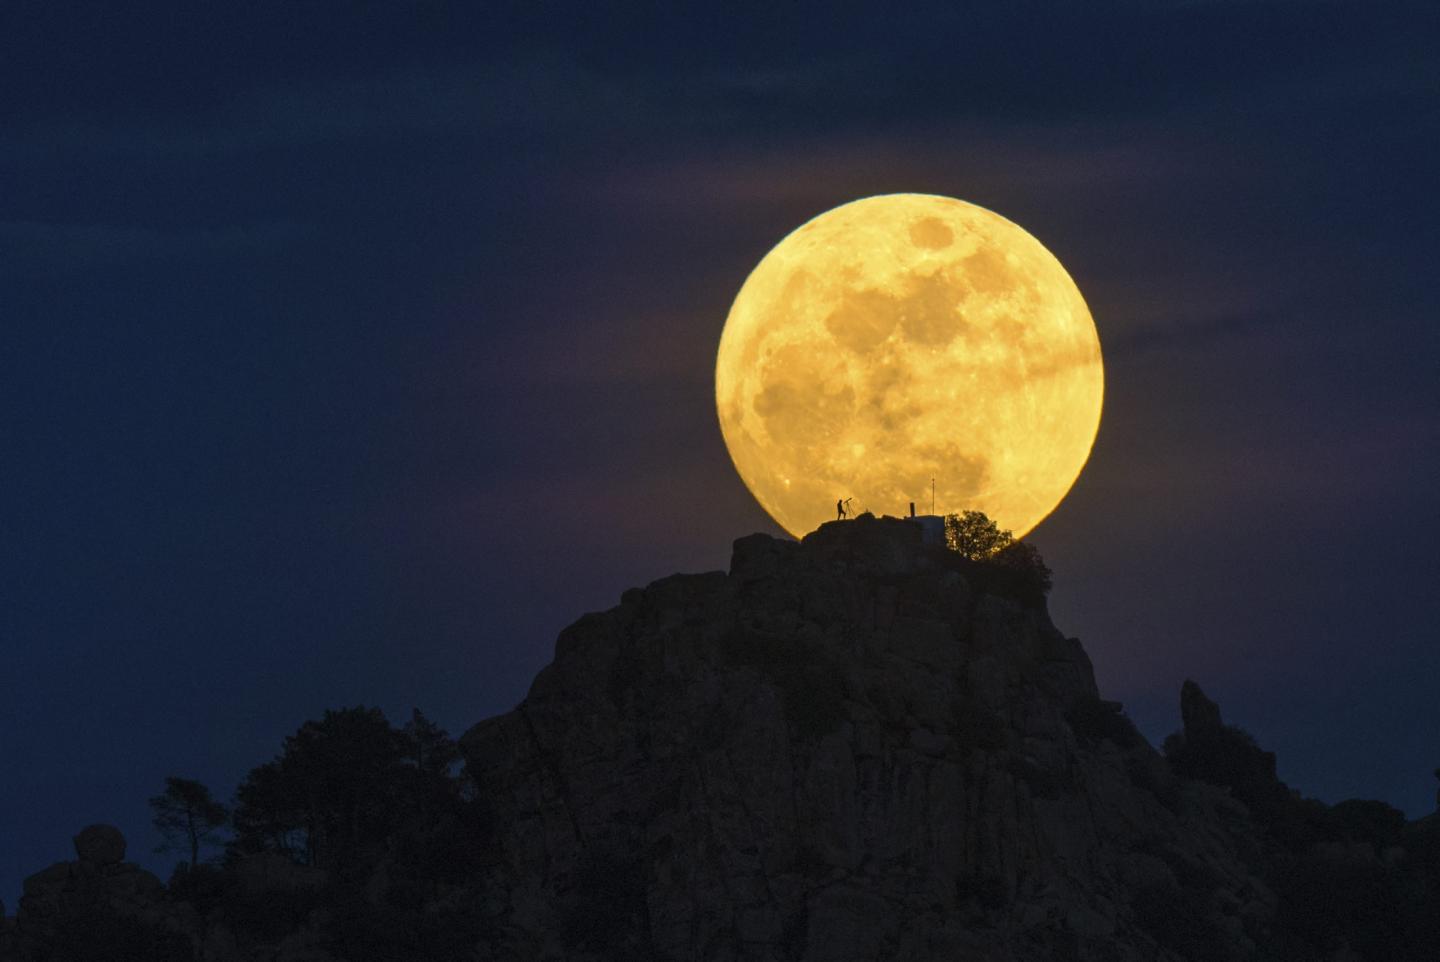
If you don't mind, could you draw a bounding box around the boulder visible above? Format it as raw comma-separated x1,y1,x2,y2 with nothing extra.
72,824,126,865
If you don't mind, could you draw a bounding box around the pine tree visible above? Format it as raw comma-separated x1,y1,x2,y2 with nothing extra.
149,777,228,867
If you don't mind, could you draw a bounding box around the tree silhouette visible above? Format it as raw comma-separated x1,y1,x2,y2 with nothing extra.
403,707,462,827
404,708,459,778
231,706,409,868
149,776,227,868
230,754,310,861
942,510,1053,602
228,705,477,876
992,540,1053,594
944,510,1014,560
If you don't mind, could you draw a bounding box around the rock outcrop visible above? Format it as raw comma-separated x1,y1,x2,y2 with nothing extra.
7,825,195,960
460,516,1276,961
3,837,343,962
1180,679,1224,737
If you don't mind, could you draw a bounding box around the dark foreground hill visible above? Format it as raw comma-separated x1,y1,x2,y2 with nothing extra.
5,516,1438,961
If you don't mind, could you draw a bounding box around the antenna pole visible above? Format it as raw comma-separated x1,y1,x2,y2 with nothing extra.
931,478,935,515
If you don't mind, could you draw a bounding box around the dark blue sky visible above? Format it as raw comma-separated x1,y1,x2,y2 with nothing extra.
4,1,1439,905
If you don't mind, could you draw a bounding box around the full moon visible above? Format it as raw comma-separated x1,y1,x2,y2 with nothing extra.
715,193,1103,539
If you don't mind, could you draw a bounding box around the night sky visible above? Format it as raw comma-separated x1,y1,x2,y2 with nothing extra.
4,2,1438,905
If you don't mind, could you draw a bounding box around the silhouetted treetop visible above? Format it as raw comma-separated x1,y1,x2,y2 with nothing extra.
944,510,1013,560
229,706,467,872
149,777,227,869
405,707,460,777
942,510,1052,600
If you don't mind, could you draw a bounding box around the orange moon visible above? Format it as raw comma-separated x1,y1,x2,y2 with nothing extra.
715,194,1103,538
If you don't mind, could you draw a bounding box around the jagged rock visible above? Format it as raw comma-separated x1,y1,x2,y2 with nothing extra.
1166,679,1295,828
1180,679,1224,737
461,518,1272,962
72,823,126,865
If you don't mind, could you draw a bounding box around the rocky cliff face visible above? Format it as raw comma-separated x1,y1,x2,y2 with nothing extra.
460,516,1276,961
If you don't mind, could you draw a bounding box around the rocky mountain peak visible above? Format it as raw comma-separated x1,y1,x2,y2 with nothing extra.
458,518,1273,961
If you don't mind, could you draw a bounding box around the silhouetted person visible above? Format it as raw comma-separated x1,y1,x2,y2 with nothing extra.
837,498,846,520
